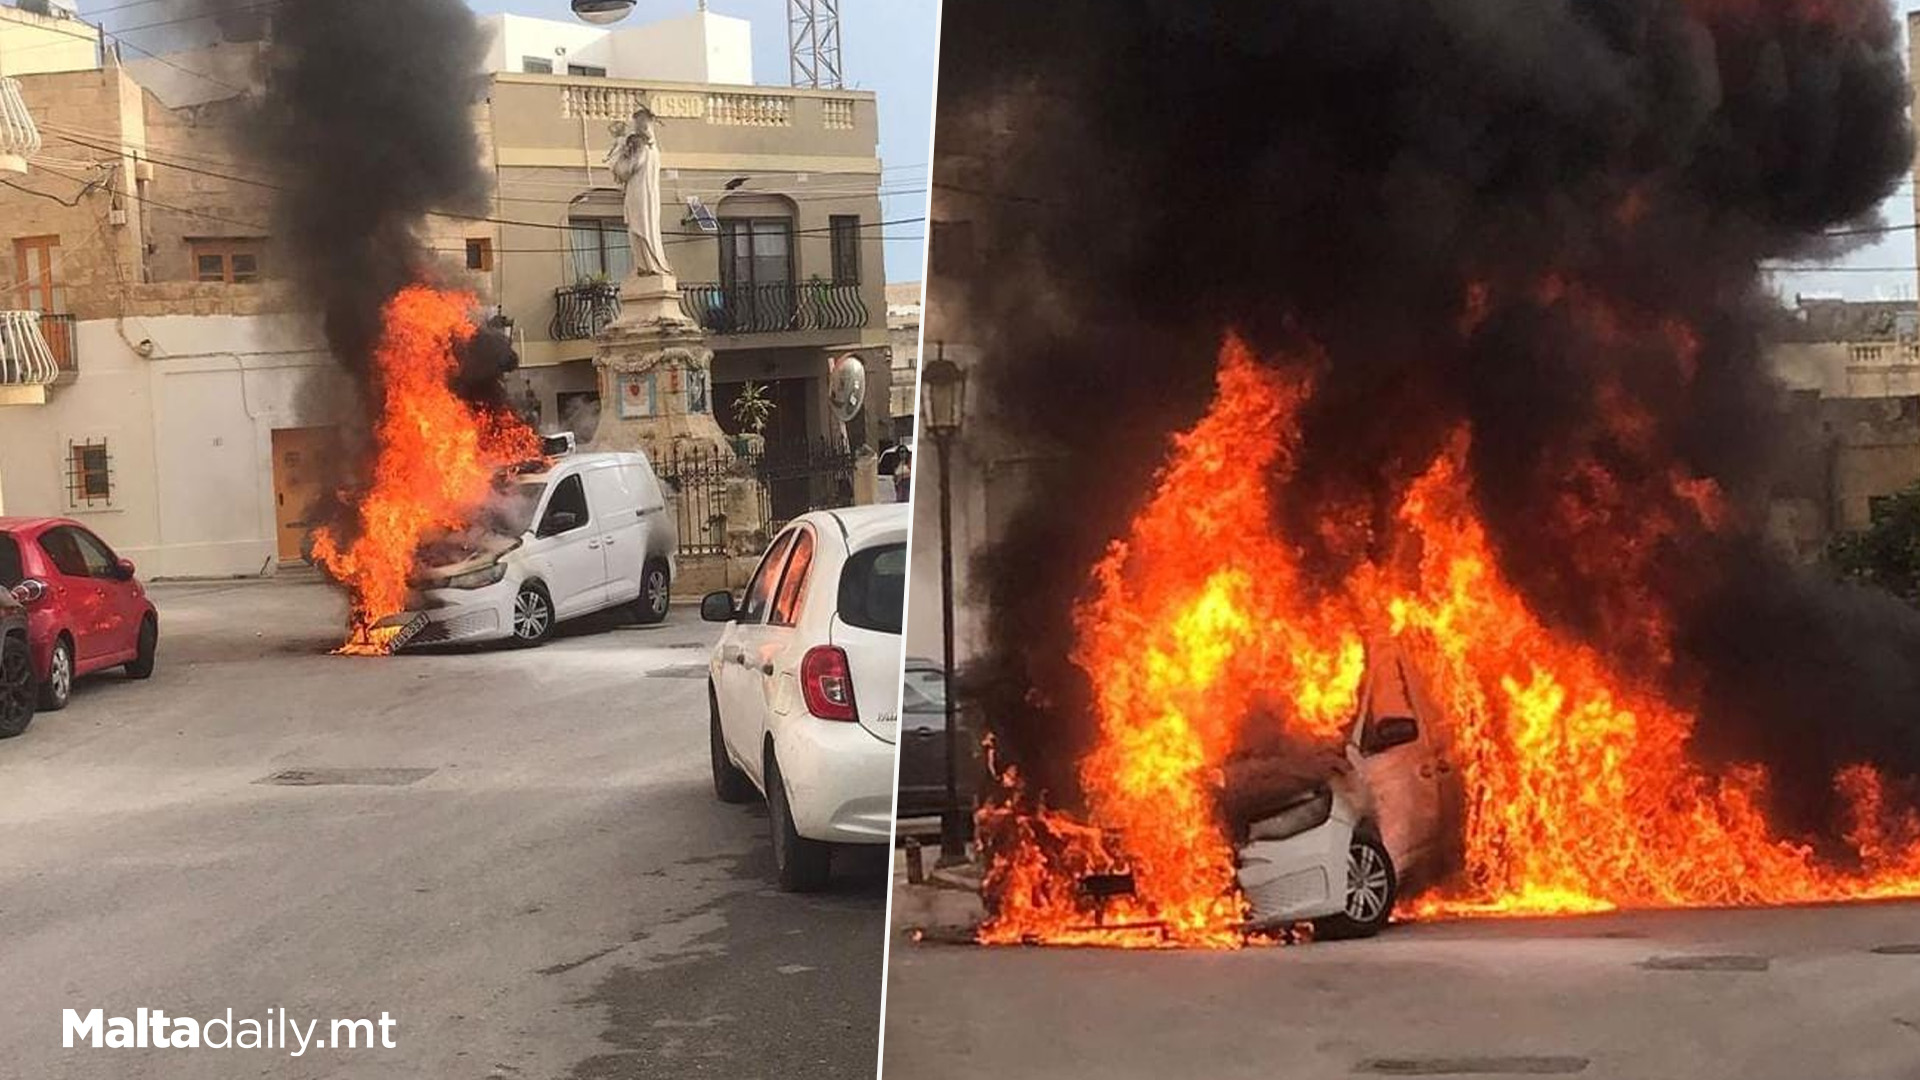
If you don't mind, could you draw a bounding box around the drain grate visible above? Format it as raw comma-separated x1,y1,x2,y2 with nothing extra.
645,664,710,679
1640,954,1769,972
256,768,437,787
1355,1057,1589,1075
1873,944,1920,955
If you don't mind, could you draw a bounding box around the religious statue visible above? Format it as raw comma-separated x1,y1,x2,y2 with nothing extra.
606,104,673,279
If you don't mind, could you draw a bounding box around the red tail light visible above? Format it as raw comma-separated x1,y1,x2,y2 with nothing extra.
9,579,47,606
800,645,859,722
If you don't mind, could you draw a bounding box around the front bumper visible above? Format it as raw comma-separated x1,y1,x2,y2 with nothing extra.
773,715,897,845
1237,813,1355,926
397,579,516,647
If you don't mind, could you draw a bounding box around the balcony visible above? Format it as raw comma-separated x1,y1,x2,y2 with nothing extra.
550,282,621,341
680,281,870,336
0,311,65,404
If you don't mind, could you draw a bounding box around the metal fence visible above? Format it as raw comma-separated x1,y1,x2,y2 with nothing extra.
656,439,860,556
679,281,869,335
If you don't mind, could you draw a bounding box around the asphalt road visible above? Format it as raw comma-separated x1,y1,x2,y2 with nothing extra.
0,577,887,1080
883,898,1920,1080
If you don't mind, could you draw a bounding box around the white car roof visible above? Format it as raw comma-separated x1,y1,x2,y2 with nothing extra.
517,451,654,483
793,503,908,550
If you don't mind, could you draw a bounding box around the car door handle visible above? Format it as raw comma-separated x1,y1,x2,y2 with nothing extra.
587,540,601,549
1436,760,1453,774
760,663,775,676
602,535,617,545
1419,765,1436,779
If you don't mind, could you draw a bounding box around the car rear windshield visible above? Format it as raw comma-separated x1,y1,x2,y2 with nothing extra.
837,542,906,634
0,533,20,588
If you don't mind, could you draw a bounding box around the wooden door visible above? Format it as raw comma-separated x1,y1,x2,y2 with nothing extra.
271,427,338,563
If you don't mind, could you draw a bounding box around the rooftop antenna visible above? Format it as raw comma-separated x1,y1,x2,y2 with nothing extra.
788,0,843,89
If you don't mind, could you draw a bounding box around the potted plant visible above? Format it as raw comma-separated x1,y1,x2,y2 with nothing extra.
730,381,775,456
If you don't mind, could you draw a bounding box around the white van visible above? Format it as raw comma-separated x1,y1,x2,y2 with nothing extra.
401,451,679,648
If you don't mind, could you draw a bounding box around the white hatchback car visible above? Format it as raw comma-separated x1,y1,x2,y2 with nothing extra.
403,451,679,648
703,504,906,891
1233,643,1462,938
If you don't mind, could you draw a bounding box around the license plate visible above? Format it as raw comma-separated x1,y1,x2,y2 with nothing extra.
388,612,432,653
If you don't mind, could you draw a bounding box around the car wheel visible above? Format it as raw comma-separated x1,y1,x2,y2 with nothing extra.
633,560,671,626
39,636,73,712
0,635,36,739
709,687,755,804
1313,832,1396,940
124,616,157,679
510,582,555,646
767,752,832,893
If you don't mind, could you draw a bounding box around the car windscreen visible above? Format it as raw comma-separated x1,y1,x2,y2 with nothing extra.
837,542,906,634
478,481,546,536
0,533,20,588
902,665,946,713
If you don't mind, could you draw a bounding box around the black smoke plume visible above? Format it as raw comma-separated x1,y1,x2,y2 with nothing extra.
251,0,498,385
939,0,1918,832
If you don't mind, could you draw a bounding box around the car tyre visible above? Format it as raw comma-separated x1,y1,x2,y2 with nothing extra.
633,560,671,626
0,634,36,739
511,581,556,647
39,635,73,712
767,752,832,893
1313,832,1396,940
709,688,754,804
125,616,158,679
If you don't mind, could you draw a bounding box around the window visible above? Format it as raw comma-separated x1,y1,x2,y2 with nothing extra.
39,526,115,579
567,63,607,78
740,530,797,625
67,440,112,508
537,474,590,537
568,217,632,282
523,57,553,74
191,238,265,284
67,528,119,578
901,664,947,714
0,533,22,588
829,215,861,284
837,543,906,633
13,235,64,312
465,237,494,272
719,218,794,290
769,529,816,627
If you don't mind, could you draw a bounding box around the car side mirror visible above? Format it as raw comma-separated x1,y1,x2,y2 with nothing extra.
700,591,738,623
1364,716,1420,755
115,559,137,581
541,510,579,537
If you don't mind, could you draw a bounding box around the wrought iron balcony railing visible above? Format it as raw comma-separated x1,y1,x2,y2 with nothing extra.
679,281,870,336
0,311,62,390
550,282,621,341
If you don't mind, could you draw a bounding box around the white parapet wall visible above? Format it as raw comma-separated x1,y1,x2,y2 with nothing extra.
0,312,355,579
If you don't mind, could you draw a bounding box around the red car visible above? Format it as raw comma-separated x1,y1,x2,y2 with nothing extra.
0,518,158,712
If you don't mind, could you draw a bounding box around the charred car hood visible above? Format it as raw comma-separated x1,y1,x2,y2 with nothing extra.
412,529,523,583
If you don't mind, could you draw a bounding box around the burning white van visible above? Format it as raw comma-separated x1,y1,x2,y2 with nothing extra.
397,450,679,648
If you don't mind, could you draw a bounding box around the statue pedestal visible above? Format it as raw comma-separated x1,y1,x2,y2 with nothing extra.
590,273,769,555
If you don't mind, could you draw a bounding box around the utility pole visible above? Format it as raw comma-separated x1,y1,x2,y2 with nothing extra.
787,0,843,89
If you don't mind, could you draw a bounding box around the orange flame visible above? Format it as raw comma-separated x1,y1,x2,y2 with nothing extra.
312,285,540,654
978,335,1920,947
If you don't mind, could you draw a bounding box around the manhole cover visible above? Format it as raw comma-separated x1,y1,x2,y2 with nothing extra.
1355,1057,1589,1075
1873,944,1920,955
256,768,437,787
646,664,709,679
1640,954,1769,972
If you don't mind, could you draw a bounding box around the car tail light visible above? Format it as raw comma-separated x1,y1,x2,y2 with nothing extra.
9,579,47,606
800,645,859,722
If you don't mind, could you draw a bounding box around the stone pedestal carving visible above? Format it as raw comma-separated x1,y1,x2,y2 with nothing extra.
590,272,767,556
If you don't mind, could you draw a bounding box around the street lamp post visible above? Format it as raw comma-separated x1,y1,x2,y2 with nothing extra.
920,346,969,866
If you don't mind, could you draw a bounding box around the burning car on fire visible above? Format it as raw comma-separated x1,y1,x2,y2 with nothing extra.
389,449,679,649
1225,642,1463,938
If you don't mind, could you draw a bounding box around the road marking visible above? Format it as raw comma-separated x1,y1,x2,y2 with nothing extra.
254,767,437,787
1639,954,1769,972
1354,1056,1590,1075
